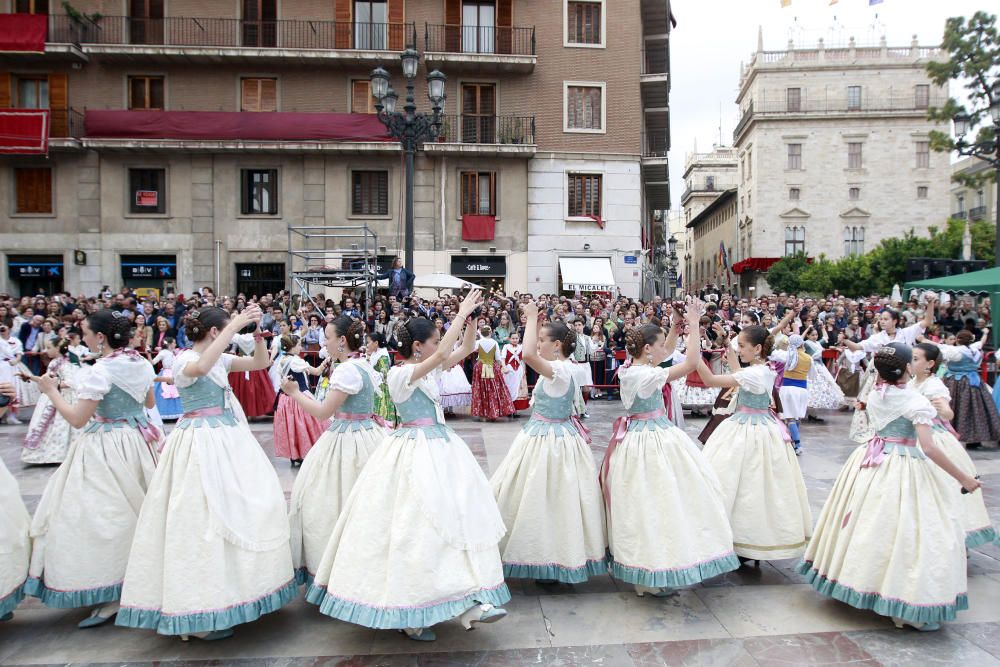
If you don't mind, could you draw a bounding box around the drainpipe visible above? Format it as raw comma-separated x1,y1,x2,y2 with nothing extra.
214,239,222,295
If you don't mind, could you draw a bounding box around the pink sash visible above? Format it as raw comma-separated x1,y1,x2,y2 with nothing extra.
860,435,917,468
599,408,665,508
531,413,592,444
93,414,162,445
335,411,393,429
735,406,792,443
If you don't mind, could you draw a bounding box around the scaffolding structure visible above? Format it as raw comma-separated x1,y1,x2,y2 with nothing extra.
287,225,381,311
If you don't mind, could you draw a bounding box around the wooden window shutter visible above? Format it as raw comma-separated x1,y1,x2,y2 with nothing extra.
335,0,352,48
352,80,374,113
0,73,10,109
48,73,68,137
259,78,276,111
241,78,258,111
445,0,461,52
388,0,405,50
496,0,512,54
461,172,476,214
16,168,52,214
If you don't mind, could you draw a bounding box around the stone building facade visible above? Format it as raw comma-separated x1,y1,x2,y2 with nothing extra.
732,34,951,293
0,0,674,299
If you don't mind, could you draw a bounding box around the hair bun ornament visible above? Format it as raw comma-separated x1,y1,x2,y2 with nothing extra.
113,332,122,339
397,340,403,348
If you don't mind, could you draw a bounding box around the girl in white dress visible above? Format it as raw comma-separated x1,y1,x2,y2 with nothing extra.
840,301,936,443
910,343,997,548
307,289,509,643
117,305,295,641
500,332,526,406
22,338,81,465
25,310,159,628
0,447,30,621
803,327,844,412
150,339,183,420
606,302,740,596
696,325,812,563
490,305,607,584
799,343,980,631
283,316,389,586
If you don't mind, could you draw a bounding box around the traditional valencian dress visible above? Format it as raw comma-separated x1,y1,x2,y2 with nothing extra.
150,348,183,420
117,351,296,635
500,342,527,405
939,342,1000,444
22,356,82,464
26,351,159,608
290,357,388,586
910,374,997,548
604,364,739,587
701,363,811,561
306,364,509,629
850,322,925,443
0,458,31,618
490,359,607,582
799,383,969,626
805,340,844,410
227,334,276,418
471,338,514,420
368,346,398,424
273,355,329,462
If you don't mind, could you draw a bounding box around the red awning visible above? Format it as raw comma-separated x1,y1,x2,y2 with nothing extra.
461,214,496,241
0,110,50,155
84,110,394,142
731,257,812,274
0,13,46,53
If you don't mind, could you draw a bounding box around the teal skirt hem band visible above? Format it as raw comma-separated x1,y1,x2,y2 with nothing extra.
503,558,609,583
610,551,741,587
304,582,511,629
24,576,121,609
294,567,314,587
115,578,298,635
796,561,968,624
0,581,26,617
966,526,999,549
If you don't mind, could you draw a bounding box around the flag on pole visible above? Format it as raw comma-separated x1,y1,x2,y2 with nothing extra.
829,0,838,5
869,0,883,5
780,0,791,7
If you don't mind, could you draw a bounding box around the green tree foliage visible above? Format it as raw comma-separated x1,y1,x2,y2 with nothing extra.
926,12,1000,189
764,220,994,297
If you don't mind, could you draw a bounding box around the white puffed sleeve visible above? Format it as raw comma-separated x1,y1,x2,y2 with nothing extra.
387,364,418,402
635,365,672,397
220,353,236,372
914,376,950,401
899,321,926,345
936,344,966,363
74,364,112,401
330,362,364,395
732,364,775,394
539,359,573,397
172,351,199,388
904,394,937,426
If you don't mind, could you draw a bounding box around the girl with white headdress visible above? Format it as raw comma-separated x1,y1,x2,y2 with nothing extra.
771,334,811,456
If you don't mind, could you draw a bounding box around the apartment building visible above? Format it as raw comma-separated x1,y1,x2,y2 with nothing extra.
951,155,998,236
731,33,950,293
0,0,673,299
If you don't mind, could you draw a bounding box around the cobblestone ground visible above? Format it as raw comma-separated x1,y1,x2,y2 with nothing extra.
3,400,1000,666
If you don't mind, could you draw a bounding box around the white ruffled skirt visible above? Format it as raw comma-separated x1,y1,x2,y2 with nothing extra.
799,444,968,625
808,361,845,410
289,421,386,584
117,420,296,635
605,422,739,586
702,414,812,560
929,426,998,548
306,426,509,629
0,459,30,617
27,427,157,608
490,424,607,582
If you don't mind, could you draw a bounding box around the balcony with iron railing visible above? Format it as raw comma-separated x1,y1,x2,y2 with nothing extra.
970,205,988,221
424,114,536,157
680,181,738,204
642,131,670,159
733,93,946,141
0,107,85,153
424,24,535,72
0,13,88,61
53,15,415,62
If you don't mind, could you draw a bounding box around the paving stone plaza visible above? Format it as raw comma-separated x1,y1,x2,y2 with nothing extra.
2,401,999,666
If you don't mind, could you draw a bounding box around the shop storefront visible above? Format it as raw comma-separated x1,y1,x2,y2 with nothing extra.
236,263,286,299
121,254,177,295
558,257,617,295
7,255,64,297
450,255,507,291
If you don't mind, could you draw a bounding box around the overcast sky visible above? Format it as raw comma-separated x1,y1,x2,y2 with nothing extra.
667,0,990,209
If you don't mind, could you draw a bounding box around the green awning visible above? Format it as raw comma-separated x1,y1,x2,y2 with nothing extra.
904,267,1000,295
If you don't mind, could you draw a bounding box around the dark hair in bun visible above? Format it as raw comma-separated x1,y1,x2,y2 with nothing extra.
367,331,386,348
913,342,940,372
329,315,366,352
86,309,135,349
542,322,577,357
874,342,911,382
396,318,436,359
880,308,900,325
183,306,230,343
626,323,665,358
280,334,300,353
956,330,975,346
739,325,774,359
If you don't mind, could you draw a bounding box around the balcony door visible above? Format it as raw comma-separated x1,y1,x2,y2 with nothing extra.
354,0,387,50
462,1,495,54
243,0,277,47
129,0,163,45
462,83,495,144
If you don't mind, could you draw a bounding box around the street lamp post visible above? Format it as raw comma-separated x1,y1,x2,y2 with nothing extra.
951,79,1000,266
666,234,679,299
370,49,447,272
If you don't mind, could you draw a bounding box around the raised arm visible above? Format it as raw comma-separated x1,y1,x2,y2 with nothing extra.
663,308,682,357
280,377,350,421
443,319,477,369
667,300,706,381
409,289,482,384
770,310,794,336
521,301,555,379
229,329,270,373
32,373,99,429
186,305,262,378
